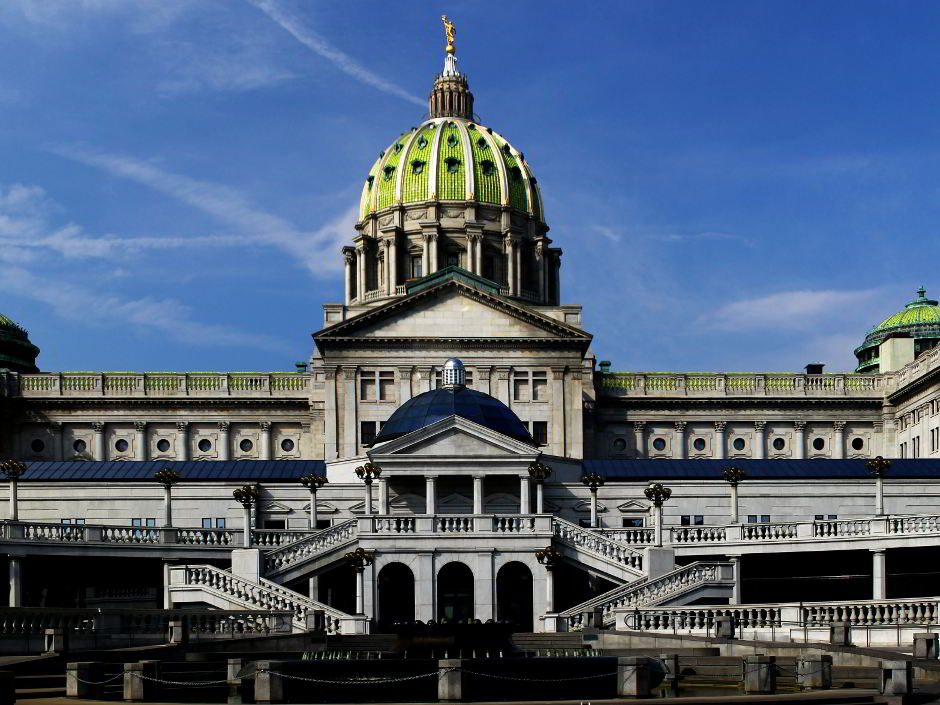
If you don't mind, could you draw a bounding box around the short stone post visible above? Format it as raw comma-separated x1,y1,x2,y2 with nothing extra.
743,655,776,694
914,632,939,659
660,653,680,695
438,659,465,701
254,660,285,704
584,608,604,630
797,654,832,689
715,614,736,639
227,658,245,705
44,628,67,653
305,609,325,633
0,671,13,705
617,656,664,697
167,616,188,644
67,662,102,699
123,660,160,701
881,660,913,696
829,621,852,646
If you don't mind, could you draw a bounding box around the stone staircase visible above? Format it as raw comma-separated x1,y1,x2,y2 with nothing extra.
262,519,358,583
551,516,646,582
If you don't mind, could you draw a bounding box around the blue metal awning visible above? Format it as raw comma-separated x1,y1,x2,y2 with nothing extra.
17,460,325,482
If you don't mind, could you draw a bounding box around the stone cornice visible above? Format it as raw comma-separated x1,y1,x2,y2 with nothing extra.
12,398,312,411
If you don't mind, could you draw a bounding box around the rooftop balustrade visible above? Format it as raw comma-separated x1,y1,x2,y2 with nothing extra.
597,371,884,398
7,372,312,398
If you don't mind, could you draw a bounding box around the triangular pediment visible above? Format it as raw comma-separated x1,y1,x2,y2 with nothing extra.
314,279,591,347
370,415,540,458
617,500,651,513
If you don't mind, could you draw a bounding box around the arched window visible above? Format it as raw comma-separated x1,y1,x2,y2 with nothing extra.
437,562,474,623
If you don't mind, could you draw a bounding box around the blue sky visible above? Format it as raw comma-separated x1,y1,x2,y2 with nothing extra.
1,1,938,374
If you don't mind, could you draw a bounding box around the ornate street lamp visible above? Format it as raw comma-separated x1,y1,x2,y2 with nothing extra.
0,460,27,521
233,484,261,547
536,545,564,614
528,462,553,514
355,462,382,516
644,482,672,547
300,474,328,529
581,472,605,528
721,466,745,524
344,547,376,615
154,467,181,528
866,456,891,515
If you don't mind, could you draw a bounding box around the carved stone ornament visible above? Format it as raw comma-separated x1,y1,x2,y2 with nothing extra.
92,422,105,433
134,421,147,433
480,209,499,222
443,207,464,218
379,215,394,227
714,421,727,432
406,209,427,221
793,420,807,431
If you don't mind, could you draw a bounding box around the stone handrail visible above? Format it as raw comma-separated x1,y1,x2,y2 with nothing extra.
360,514,549,536
597,528,655,545
560,561,733,629
598,372,884,398
13,372,311,398
170,564,356,633
263,519,358,576
552,516,644,577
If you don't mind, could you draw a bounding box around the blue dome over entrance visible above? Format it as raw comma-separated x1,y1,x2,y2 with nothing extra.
371,386,535,446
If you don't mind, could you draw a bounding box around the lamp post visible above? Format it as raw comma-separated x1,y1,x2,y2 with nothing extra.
644,482,672,548
535,546,564,612
300,474,328,529
721,466,745,524
528,462,553,514
355,462,382,516
0,460,26,521
344,547,375,615
154,467,181,527
866,455,891,516
233,484,261,547
581,472,605,528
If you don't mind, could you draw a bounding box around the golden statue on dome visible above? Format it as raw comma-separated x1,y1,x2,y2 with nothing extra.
441,15,456,55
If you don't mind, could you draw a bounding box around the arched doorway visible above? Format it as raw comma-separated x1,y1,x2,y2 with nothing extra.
377,562,415,628
437,562,474,623
496,561,533,631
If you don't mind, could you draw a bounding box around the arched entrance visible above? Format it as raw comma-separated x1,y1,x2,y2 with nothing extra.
437,562,474,623
496,561,533,631
377,562,415,628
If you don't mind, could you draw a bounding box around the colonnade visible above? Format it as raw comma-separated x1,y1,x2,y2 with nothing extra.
363,474,537,516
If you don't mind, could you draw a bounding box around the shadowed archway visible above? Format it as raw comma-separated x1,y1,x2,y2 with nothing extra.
377,562,416,628
496,561,533,631
437,562,474,623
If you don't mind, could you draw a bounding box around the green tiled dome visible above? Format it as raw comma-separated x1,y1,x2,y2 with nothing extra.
855,288,940,373
358,117,544,223
0,313,40,373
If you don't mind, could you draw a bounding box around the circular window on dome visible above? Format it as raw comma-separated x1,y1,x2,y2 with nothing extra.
73,439,87,453
114,439,129,453
444,156,461,173
851,437,865,451
156,439,170,453
417,136,428,149
652,437,666,452
446,133,458,148
693,438,706,452
476,136,488,149
480,159,495,176
613,438,627,452
240,439,253,452
31,439,45,453
812,437,825,451
410,159,425,175
281,439,295,452
772,437,786,451
732,438,746,451
198,439,212,452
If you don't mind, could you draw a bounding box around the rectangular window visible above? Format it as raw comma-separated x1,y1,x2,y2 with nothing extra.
360,371,376,401
446,253,459,268
75,519,85,525
747,515,770,523
578,518,593,528
622,518,644,528
215,518,226,529
61,519,71,525
264,520,286,530
202,518,212,529
532,421,548,446
680,515,705,526
146,518,156,528
532,371,548,401
411,256,423,278
513,371,530,402
361,421,377,445
315,519,331,530
131,518,142,527
378,371,394,401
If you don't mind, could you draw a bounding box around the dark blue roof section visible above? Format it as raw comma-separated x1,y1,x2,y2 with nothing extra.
584,459,940,480
19,460,325,482
372,386,535,446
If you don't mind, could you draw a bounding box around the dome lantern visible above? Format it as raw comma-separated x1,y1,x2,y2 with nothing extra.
442,358,466,388
429,17,473,120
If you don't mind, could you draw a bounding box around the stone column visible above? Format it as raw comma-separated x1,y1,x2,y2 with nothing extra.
388,237,398,293
398,366,412,403
505,236,516,294
535,481,545,514
472,476,484,514
48,423,63,461
8,557,21,607
753,421,766,460
633,422,646,459
590,489,599,528
713,421,727,460
553,253,562,304
378,478,389,515
343,249,354,304
872,548,886,600
833,420,846,459
92,422,106,461
324,369,338,459
134,422,148,461
218,422,230,461
425,476,437,515
259,421,272,461
342,368,357,457
494,367,511,407
362,481,373,517
429,233,439,273
793,420,806,459
519,476,531,514
535,242,546,302
175,422,189,462
478,366,491,395
728,555,741,605
356,244,366,300
674,421,686,460
552,368,566,456
421,234,430,277
417,366,433,393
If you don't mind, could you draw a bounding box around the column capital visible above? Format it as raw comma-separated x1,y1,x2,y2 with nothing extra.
260,421,271,431
551,367,566,381
342,246,356,265
714,421,727,432
870,547,886,555
754,420,767,432
324,366,339,381
416,365,433,380
92,422,105,433
46,421,63,433
793,420,807,431
674,421,687,432
633,421,646,432
397,365,414,376
134,421,147,433
476,365,491,380
175,422,189,432
495,366,511,381
218,421,230,432
338,366,357,381
833,420,846,431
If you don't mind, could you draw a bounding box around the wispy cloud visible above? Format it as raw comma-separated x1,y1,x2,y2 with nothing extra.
246,0,425,107
0,266,289,352
49,146,353,276
652,231,753,246
699,288,883,332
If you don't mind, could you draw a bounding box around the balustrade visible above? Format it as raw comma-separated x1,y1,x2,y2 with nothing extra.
598,372,883,398
552,516,644,575
263,520,358,575
598,528,654,545
15,372,309,398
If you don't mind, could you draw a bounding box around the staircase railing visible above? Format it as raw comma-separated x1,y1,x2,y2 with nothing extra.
552,517,645,577
263,519,358,576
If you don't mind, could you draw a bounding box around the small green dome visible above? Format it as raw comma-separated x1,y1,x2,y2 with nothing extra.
855,287,940,373
358,117,544,223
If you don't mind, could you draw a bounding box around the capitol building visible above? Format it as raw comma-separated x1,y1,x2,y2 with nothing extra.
2,30,940,642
